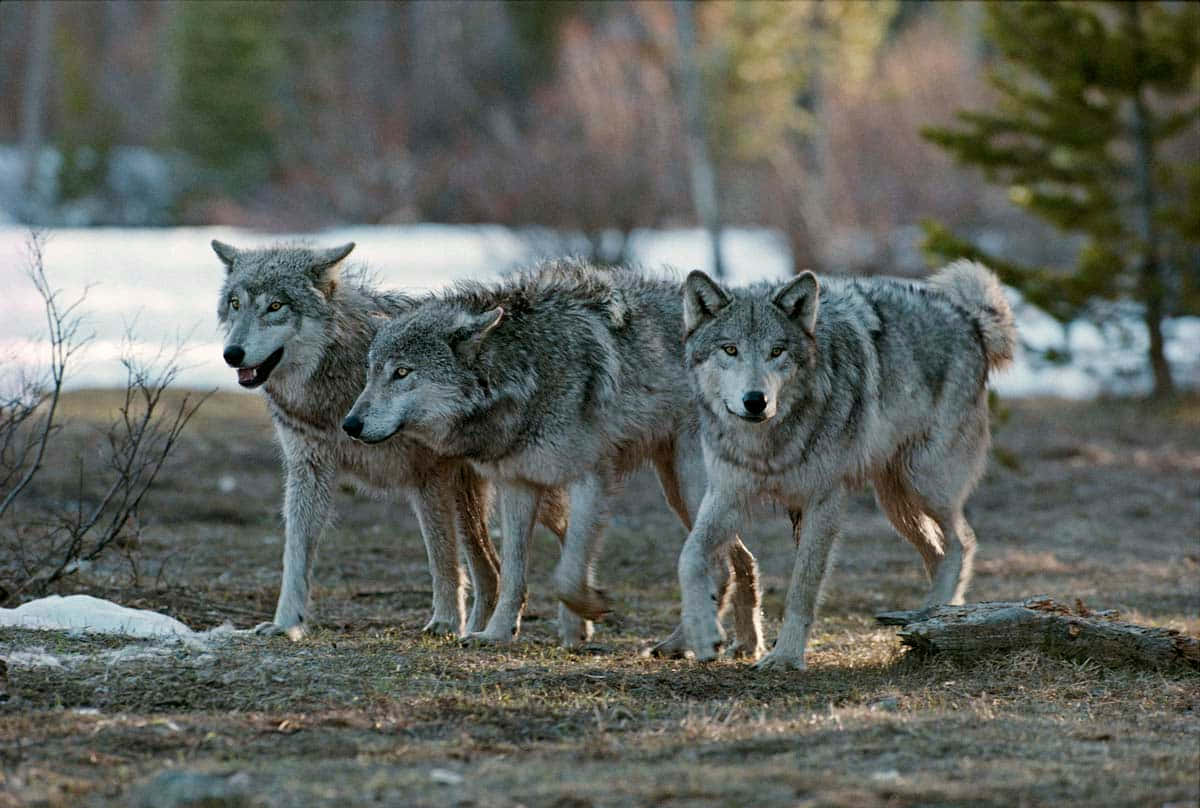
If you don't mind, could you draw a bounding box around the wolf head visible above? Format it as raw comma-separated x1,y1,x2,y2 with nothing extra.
342,302,504,445
682,270,819,426
214,241,355,389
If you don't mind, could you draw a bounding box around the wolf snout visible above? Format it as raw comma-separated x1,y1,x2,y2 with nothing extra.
223,345,245,367
342,414,364,438
742,390,767,416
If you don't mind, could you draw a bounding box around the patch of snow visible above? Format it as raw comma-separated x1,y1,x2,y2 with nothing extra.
3,650,64,668
0,594,195,638
0,225,1195,398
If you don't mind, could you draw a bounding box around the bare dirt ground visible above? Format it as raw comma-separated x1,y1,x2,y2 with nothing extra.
1,391,1197,807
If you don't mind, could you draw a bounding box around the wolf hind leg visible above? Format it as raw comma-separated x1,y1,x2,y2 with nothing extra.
903,416,988,607
873,467,945,582
726,539,764,660
924,510,977,606
455,469,500,635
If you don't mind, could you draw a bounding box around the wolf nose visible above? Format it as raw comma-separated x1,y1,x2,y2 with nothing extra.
743,391,767,415
223,345,245,367
342,415,364,438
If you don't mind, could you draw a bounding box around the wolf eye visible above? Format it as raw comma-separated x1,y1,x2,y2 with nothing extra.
268,301,283,312
770,346,785,358
392,367,409,380
722,344,738,357
229,296,240,310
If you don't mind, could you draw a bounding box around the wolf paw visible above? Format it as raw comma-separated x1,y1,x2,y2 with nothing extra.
466,598,497,635
727,639,765,662
464,608,491,636
558,607,594,648
252,621,304,641
461,628,515,647
555,585,613,622
686,621,727,663
751,650,806,672
645,626,688,659
421,616,461,637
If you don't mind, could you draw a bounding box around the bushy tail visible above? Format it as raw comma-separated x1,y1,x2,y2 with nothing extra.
928,259,1016,372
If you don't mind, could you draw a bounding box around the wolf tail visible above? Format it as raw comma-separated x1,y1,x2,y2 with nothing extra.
928,260,1016,372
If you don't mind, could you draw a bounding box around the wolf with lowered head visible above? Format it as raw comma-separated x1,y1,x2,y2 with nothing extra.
344,261,764,654
678,260,1016,670
214,241,564,640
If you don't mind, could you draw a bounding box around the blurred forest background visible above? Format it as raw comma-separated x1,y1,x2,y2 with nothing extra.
1,0,1197,392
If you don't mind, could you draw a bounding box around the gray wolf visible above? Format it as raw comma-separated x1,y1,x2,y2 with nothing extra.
213,240,565,639
677,260,1016,669
343,260,764,654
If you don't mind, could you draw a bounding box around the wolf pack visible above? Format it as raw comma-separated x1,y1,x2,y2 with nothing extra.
214,240,1015,670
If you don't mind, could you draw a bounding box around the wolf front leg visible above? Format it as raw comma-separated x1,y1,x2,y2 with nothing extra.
257,437,337,640
678,487,742,661
409,473,470,637
754,486,846,671
465,482,540,644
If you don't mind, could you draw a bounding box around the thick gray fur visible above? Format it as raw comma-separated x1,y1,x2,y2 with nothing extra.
678,260,1016,670
346,260,764,655
213,240,566,640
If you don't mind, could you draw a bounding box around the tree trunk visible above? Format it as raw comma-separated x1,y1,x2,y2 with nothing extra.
673,0,724,279
20,1,54,198
878,597,1199,671
1125,3,1175,398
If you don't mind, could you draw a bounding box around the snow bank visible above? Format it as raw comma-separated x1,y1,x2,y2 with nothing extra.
0,224,1195,397
0,594,197,638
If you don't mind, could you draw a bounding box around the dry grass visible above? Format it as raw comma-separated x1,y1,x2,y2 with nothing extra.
1,392,1197,807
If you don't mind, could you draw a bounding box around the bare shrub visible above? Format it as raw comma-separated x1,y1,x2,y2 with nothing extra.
0,232,208,603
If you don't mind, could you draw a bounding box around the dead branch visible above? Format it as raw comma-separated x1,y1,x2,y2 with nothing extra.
0,232,90,522
0,233,210,602
878,596,1200,671
30,340,211,594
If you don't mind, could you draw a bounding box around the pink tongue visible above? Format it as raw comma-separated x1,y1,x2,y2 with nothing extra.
238,367,257,383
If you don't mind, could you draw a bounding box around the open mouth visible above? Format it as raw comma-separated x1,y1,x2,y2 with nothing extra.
236,347,285,389
726,404,768,423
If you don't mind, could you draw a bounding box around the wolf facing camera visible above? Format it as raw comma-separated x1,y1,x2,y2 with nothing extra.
678,260,1016,670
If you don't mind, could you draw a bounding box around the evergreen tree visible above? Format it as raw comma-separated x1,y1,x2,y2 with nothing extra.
170,2,286,193
922,1,1200,398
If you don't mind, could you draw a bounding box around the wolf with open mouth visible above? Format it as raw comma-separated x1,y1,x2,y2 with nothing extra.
214,240,566,640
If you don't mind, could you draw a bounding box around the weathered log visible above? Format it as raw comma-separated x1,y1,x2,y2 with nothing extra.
876,596,1200,671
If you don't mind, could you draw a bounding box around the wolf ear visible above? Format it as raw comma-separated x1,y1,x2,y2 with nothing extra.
211,240,240,272
682,270,730,334
772,271,819,335
307,243,355,297
452,306,504,363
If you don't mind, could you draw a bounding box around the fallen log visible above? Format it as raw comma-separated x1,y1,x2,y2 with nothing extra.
876,596,1200,671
